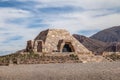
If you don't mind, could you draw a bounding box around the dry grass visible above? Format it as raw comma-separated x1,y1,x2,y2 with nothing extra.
0,62,120,80
0,53,80,65
105,54,120,61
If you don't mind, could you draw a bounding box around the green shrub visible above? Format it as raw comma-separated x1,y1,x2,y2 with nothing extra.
69,54,79,60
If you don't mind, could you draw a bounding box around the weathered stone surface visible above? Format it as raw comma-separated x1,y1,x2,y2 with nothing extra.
26,29,91,54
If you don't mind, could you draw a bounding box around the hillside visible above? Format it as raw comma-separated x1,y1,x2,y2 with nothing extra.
73,34,106,54
90,26,120,42
104,42,120,52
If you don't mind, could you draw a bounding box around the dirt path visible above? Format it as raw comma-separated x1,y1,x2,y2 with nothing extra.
0,62,120,80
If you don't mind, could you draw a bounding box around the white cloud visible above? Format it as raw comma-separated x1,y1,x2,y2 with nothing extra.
35,0,120,10
0,0,120,55
0,8,31,28
39,9,120,34
33,0,120,33
0,8,40,55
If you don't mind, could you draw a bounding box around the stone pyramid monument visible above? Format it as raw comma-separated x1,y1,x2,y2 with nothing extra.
26,29,91,54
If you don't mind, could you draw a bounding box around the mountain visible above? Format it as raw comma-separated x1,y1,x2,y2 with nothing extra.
90,26,120,42
73,34,106,54
104,42,120,52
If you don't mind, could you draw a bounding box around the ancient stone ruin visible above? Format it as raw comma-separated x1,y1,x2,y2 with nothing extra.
25,29,107,63
26,29,90,54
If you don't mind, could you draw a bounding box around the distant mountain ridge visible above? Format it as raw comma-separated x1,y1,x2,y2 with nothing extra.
73,26,120,54
104,42,120,52
73,34,106,54
90,26,120,42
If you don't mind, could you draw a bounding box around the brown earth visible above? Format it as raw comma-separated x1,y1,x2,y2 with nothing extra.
0,62,120,80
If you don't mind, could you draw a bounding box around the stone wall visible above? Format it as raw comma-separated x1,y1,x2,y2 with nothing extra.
26,29,91,54
26,40,34,52
43,29,90,53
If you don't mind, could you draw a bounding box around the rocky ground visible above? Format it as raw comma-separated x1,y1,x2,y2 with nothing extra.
0,62,120,80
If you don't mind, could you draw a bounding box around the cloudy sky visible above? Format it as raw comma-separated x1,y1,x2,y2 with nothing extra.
0,0,120,55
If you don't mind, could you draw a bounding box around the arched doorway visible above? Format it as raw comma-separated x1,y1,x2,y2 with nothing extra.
62,42,74,52
37,41,42,52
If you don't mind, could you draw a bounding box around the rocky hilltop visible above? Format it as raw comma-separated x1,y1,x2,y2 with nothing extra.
1,26,120,66
90,26,120,42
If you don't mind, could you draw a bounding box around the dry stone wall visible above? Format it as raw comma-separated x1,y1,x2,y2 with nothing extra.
26,29,91,54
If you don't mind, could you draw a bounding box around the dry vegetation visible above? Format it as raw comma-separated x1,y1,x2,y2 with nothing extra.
105,54,120,61
0,62,120,80
0,53,80,66
0,52,120,80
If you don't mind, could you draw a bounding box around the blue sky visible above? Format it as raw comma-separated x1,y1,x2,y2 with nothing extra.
0,0,120,55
